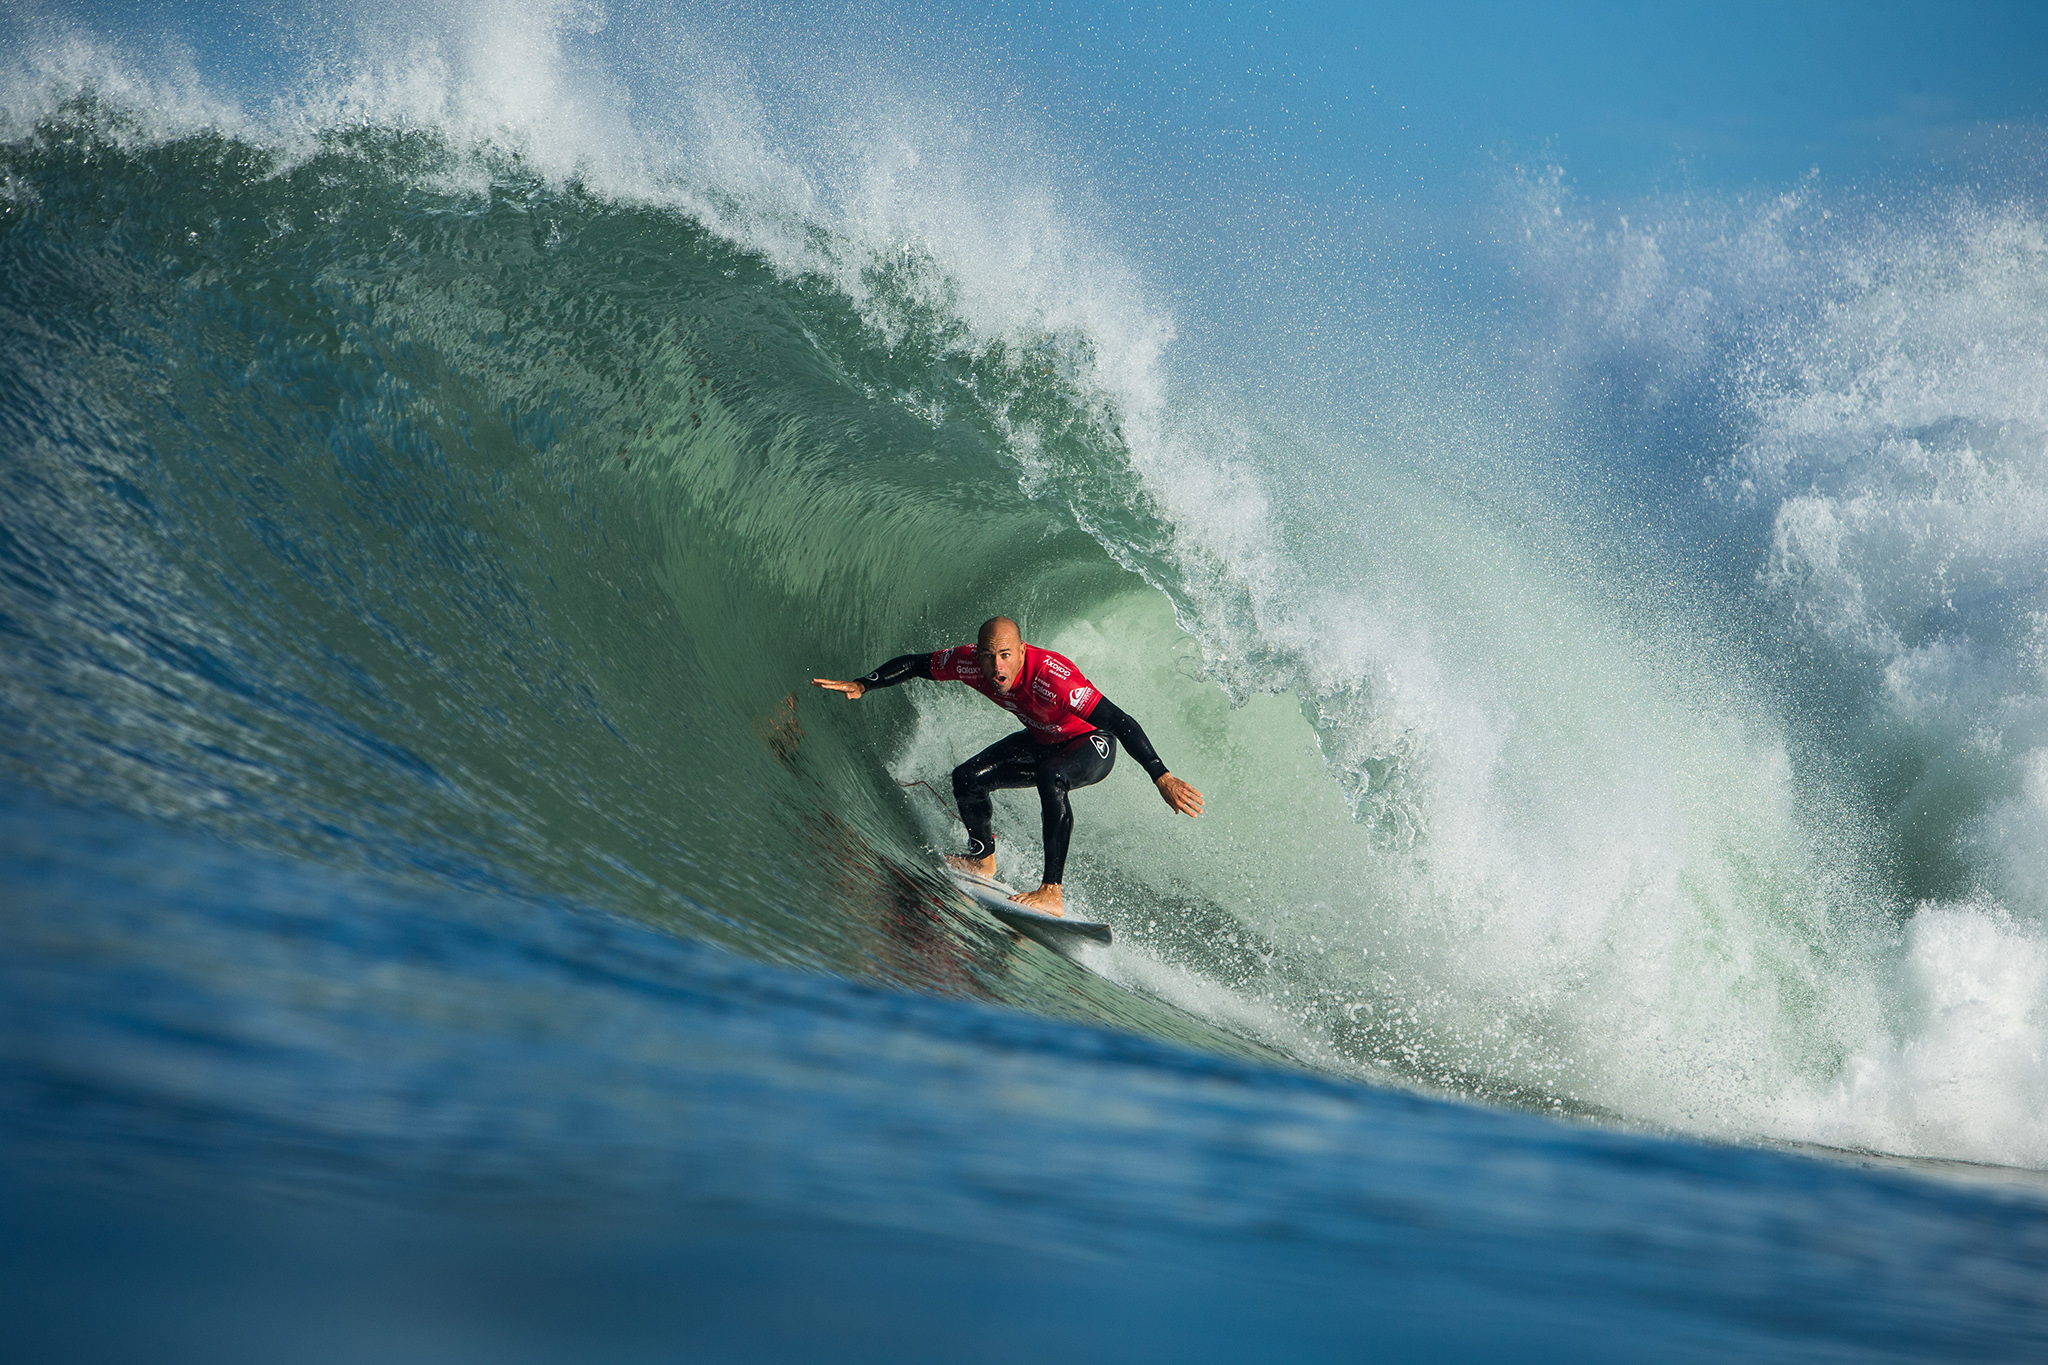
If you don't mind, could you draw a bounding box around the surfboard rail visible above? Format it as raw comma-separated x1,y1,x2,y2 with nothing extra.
946,869,1112,945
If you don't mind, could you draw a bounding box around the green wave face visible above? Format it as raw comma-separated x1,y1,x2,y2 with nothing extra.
0,116,1266,1045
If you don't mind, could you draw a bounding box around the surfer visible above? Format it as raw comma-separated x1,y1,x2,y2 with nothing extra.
812,616,1203,915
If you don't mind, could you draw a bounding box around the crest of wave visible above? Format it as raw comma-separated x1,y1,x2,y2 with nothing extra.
1514,176,2048,1162
1,0,1177,449
1731,203,2048,1161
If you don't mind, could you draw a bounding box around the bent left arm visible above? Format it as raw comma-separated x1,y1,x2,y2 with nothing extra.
1090,696,1204,817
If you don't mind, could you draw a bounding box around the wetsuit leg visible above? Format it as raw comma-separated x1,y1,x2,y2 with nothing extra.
1034,730,1116,885
950,731,1041,859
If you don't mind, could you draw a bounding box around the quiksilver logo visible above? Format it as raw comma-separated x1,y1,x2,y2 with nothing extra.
1090,734,1110,758
1069,686,1091,707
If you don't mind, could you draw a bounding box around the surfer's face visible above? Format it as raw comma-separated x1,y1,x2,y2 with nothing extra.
977,630,1023,691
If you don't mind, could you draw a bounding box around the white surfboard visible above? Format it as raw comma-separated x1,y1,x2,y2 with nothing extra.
946,868,1112,945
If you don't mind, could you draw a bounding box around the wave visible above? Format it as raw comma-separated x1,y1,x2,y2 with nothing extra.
4,2,2047,1168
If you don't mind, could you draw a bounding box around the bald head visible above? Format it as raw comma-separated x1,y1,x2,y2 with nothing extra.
975,616,1025,692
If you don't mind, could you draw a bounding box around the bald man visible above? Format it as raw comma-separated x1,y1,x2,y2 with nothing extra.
812,616,1203,915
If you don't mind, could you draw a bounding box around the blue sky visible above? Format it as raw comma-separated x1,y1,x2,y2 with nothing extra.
984,1,2048,198
25,1,2048,201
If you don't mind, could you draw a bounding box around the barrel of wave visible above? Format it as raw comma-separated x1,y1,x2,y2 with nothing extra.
886,586,1903,1142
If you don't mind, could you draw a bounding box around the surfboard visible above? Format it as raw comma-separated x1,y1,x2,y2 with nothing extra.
946,868,1113,945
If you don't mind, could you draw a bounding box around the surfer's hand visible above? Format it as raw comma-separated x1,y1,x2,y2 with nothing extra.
810,678,866,700
1157,773,1203,817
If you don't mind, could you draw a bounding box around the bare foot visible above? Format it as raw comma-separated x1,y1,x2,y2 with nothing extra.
1008,883,1064,916
944,852,997,879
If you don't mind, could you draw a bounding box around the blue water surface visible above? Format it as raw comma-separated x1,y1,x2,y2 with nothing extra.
4,788,2046,1362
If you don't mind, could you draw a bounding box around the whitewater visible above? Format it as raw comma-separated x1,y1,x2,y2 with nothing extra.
5,2,2048,1357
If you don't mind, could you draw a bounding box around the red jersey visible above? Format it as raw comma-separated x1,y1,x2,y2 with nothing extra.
929,643,1103,743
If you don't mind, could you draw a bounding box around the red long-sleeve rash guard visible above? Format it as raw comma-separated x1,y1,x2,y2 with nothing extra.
855,644,1171,780
927,643,1100,742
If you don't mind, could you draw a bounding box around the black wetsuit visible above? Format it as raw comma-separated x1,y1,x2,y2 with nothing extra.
858,652,1171,885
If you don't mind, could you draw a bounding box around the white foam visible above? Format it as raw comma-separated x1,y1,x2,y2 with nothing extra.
0,13,250,146
1477,183,2048,1159
1799,902,2048,1166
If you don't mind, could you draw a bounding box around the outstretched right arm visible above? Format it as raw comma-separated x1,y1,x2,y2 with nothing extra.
810,652,933,701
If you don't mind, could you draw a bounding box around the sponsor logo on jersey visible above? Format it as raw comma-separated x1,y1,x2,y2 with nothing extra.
1041,656,1072,679
1031,678,1056,702
1069,686,1092,708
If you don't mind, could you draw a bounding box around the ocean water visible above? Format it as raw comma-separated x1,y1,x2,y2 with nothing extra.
4,2,2048,1358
